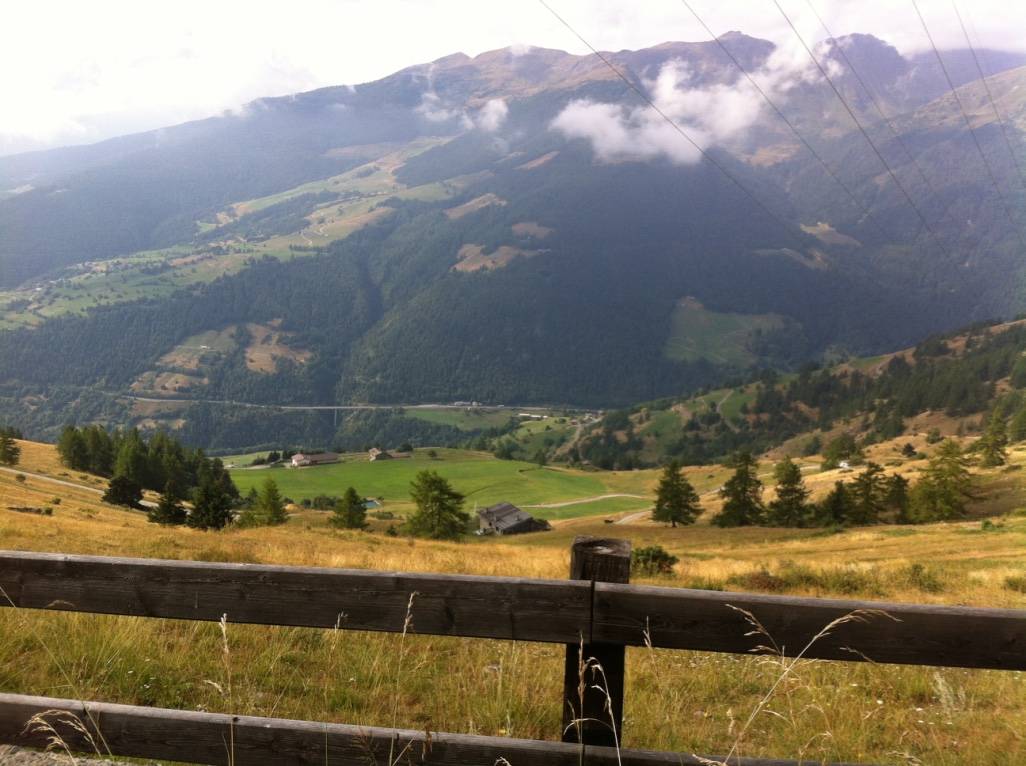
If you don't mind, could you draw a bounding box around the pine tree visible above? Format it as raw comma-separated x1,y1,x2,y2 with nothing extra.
766,457,810,527
0,430,20,467
406,470,469,540
331,487,367,529
848,462,887,525
977,411,1008,467
651,460,701,527
712,452,764,527
102,474,143,508
148,482,186,525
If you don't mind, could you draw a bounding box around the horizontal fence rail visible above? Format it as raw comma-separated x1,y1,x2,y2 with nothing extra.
594,583,1026,670
0,550,592,644
2,550,1025,669
0,692,870,766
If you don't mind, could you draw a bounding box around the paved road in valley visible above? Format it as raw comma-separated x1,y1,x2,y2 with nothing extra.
523,493,648,509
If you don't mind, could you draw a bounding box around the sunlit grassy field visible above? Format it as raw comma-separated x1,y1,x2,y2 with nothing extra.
228,448,657,520
2,439,1026,763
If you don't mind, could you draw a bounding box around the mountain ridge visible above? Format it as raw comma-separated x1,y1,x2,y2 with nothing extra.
2,33,1026,448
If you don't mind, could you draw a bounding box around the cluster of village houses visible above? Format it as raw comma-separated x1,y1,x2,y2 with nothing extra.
285,449,550,535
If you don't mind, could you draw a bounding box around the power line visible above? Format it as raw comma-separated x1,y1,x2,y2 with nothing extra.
911,0,1026,253
771,0,953,259
536,0,808,248
678,0,887,238
803,0,956,227
950,0,1026,190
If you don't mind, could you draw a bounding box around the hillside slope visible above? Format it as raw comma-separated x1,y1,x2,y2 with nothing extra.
3,36,1026,446
570,318,1026,468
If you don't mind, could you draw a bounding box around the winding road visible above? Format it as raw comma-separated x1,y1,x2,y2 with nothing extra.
523,493,648,509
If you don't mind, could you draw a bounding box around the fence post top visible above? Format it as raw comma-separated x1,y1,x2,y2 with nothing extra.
570,536,631,558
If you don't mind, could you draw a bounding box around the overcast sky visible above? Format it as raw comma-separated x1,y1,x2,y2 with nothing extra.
3,0,1023,156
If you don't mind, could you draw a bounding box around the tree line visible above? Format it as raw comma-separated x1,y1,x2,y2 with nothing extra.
653,439,979,530
57,425,239,530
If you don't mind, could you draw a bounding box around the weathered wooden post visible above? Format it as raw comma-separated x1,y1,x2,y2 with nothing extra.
561,535,631,747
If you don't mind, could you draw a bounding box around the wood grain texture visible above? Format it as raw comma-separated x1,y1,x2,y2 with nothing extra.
0,550,591,644
563,536,631,748
594,583,1026,669
0,693,870,766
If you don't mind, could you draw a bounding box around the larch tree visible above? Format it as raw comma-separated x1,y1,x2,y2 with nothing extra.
406,470,469,540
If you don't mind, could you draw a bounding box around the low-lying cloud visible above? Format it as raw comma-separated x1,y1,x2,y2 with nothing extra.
474,98,508,132
416,84,508,133
550,53,814,164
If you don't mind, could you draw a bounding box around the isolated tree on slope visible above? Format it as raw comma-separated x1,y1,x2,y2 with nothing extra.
406,470,469,540
713,452,764,527
148,481,186,525
331,486,367,529
0,430,20,467
766,457,809,527
652,460,701,527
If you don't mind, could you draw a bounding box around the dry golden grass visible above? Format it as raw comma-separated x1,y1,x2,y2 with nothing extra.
1,441,1026,763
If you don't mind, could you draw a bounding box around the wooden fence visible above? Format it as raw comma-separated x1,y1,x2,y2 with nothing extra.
0,538,1023,765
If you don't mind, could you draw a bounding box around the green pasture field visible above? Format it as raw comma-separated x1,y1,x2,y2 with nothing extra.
230,448,657,520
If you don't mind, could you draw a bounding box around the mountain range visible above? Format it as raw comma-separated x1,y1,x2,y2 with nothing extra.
2,32,1026,448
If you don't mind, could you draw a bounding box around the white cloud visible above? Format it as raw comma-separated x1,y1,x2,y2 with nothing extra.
417,90,466,123
475,98,508,132
1,0,1024,155
551,58,800,164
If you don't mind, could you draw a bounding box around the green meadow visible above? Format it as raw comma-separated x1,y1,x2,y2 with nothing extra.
229,448,655,520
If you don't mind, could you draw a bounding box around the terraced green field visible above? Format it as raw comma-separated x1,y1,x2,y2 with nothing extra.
403,408,516,431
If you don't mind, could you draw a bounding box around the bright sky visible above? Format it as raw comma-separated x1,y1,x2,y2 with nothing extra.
3,0,1024,156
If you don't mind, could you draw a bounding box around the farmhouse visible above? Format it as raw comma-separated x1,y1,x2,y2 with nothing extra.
290,452,340,468
477,502,551,536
